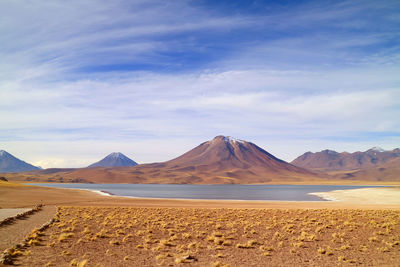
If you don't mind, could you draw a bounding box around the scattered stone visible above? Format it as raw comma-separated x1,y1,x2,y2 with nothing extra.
182,255,198,262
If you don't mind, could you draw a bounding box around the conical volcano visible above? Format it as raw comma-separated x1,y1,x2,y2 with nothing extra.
131,135,322,184
166,135,303,172
88,152,138,168
0,150,40,173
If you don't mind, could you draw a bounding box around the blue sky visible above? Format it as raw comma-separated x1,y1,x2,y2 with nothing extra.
1,0,399,168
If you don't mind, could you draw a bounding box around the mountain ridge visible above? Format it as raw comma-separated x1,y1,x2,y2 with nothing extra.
5,139,399,183
331,157,400,182
291,147,400,171
4,136,324,184
0,150,41,173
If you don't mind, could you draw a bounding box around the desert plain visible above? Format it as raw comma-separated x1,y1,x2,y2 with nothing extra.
1,181,400,266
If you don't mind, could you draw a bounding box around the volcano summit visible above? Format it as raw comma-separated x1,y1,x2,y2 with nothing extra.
88,152,138,168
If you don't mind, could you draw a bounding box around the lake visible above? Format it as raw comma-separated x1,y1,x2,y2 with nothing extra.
27,183,385,201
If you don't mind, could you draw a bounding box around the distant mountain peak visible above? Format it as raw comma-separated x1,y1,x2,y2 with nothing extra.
211,135,245,144
108,152,124,158
224,136,245,144
139,135,319,183
322,149,338,154
167,135,308,171
88,152,138,168
0,150,11,157
368,147,385,153
0,150,40,173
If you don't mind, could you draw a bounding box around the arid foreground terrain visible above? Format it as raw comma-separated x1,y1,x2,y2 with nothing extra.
5,206,400,267
1,182,400,266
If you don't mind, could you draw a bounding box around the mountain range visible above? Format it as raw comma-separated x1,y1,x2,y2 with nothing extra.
335,157,400,181
0,150,41,173
291,147,400,171
1,136,323,184
2,137,399,183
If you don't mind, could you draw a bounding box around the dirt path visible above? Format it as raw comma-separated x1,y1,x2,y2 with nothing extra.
0,209,31,221
0,206,56,253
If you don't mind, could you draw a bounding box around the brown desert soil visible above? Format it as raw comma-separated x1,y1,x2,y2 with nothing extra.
1,182,400,266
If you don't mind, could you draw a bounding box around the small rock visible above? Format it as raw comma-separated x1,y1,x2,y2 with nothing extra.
183,255,197,262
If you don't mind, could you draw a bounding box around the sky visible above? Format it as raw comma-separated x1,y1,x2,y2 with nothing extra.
1,0,399,168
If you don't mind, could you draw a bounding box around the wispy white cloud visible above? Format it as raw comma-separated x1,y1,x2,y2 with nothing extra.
1,0,399,167
0,0,255,83
2,68,398,135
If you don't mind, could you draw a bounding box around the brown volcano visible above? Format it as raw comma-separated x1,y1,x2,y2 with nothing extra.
5,136,324,184
161,135,312,174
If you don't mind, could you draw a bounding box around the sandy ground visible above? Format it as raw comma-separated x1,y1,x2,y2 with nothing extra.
310,187,400,205
0,208,31,221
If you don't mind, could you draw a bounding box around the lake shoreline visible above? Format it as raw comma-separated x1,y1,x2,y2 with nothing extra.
26,183,386,202
308,187,400,204
2,181,399,209
87,188,331,202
